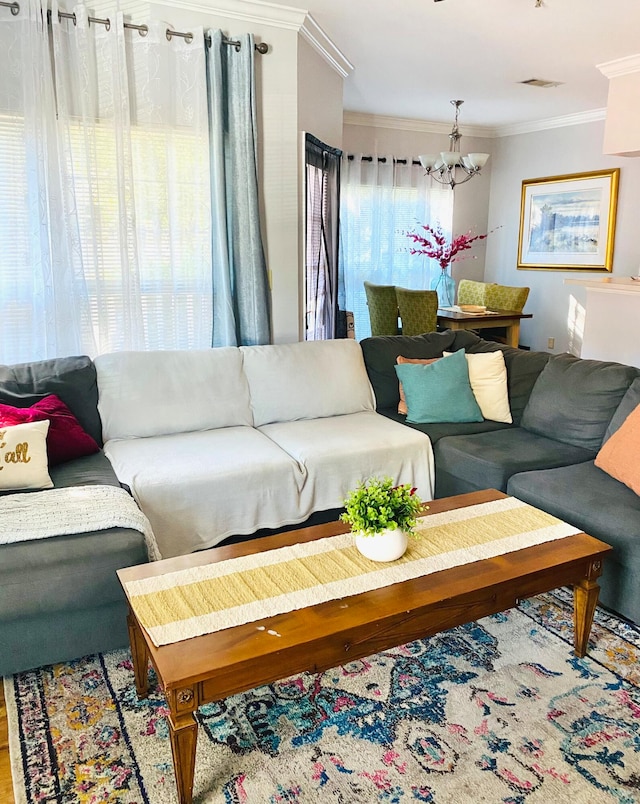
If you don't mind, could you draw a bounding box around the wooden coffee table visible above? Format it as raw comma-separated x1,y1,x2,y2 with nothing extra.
117,489,611,804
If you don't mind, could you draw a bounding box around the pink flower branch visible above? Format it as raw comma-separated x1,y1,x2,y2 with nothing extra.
406,223,497,271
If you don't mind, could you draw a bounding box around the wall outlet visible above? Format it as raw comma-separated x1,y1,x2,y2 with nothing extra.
547,337,555,349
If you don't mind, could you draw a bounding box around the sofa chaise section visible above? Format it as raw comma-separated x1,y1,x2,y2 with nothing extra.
96,340,435,559
507,460,640,624
0,353,149,675
507,375,640,624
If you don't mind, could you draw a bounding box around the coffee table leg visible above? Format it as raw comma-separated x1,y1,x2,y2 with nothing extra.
573,578,600,658
127,609,149,699
167,689,198,804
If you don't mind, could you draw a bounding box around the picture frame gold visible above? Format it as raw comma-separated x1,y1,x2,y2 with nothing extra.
517,168,620,271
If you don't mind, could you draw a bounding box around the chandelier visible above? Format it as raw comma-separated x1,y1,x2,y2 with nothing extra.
418,100,490,190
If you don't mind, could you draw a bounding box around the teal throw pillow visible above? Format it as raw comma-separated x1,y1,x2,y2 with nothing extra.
394,349,483,424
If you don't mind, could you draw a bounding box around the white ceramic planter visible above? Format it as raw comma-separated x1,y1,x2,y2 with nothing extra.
354,527,408,562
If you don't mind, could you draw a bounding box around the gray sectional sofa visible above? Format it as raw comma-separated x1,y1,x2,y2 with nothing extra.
360,330,640,625
2,333,638,678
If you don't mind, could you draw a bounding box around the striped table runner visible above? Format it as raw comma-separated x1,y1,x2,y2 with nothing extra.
124,497,581,647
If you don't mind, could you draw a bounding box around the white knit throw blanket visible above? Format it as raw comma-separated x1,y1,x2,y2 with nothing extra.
0,485,161,561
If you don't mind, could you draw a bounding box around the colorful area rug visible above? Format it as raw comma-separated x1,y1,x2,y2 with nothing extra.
6,588,640,803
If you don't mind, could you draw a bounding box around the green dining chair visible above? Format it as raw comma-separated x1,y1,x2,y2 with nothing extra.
363,281,400,336
395,287,438,336
485,283,530,312
482,283,530,345
457,279,487,306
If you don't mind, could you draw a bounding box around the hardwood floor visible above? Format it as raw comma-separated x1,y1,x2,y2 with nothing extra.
0,682,16,804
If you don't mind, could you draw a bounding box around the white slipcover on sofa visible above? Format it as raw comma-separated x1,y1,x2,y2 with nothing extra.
95,340,434,558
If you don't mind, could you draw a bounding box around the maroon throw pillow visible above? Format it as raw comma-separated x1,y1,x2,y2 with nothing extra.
0,395,100,465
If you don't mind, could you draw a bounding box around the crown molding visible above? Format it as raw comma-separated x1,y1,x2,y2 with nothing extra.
344,109,608,139
148,0,351,77
154,0,306,30
299,14,353,78
343,111,496,138
597,54,640,79
496,108,607,137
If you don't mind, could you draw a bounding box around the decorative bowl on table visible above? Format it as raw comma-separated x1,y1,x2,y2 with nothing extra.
459,304,487,313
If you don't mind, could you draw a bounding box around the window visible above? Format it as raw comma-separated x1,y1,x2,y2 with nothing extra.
339,156,453,340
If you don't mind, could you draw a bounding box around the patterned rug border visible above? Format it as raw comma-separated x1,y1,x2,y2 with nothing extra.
5,590,640,804
519,587,640,671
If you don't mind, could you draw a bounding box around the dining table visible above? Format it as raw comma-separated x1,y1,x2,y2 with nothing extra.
436,307,533,348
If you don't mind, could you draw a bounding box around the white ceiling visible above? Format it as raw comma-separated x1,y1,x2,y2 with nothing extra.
304,0,640,130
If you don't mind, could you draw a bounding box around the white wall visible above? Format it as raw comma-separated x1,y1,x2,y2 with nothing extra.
298,39,344,149
484,119,640,353
342,122,494,285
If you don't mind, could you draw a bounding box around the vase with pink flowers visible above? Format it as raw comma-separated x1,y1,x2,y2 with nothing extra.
406,223,491,308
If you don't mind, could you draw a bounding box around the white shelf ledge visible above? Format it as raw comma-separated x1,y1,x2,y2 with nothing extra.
564,277,640,293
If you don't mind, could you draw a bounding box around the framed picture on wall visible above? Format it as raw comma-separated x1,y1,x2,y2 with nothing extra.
517,168,620,271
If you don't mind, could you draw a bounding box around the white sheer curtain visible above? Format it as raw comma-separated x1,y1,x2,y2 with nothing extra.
0,0,212,362
339,155,453,340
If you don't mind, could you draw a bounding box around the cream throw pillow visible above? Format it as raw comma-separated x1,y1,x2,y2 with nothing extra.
0,420,53,490
444,350,512,424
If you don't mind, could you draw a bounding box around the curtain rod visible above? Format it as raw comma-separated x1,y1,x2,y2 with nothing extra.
0,0,269,52
347,154,422,167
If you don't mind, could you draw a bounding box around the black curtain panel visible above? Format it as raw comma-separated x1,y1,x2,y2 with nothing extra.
304,134,342,340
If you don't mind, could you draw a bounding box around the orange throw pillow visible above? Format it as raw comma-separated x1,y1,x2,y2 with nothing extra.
396,355,440,415
594,403,640,495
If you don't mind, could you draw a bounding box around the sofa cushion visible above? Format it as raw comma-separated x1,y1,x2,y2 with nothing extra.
96,348,252,440
594,403,640,495
0,449,120,498
0,525,147,623
521,353,637,451
0,395,100,465
240,340,375,427
360,330,481,410
0,355,102,445
0,420,53,490
506,461,640,624
434,427,596,494
103,427,307,558
49,450,124,489
259,410,434,511
604,376,640,441
395,350,483,424
379,407,510,445
0,523,147,624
